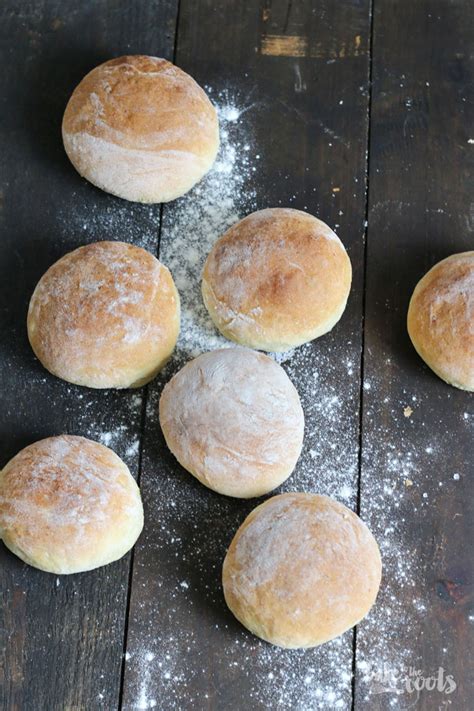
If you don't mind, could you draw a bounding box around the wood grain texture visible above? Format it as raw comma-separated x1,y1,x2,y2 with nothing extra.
355,1,474,709
121,0,372,708
1,1,472,710
0,2,178,710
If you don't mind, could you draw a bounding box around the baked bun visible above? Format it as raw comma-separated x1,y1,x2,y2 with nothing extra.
223,493,381,648
0,436,143,574
407,252,474,390
159,348,304,498
27,241,180,389
62,55,219,203
202,208,352,351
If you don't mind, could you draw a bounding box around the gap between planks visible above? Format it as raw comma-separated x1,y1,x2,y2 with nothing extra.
116,0,375,707
117,0,181,701
351,0,376,710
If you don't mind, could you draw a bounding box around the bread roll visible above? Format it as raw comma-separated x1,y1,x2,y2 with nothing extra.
27,241,180,389
407,252,474,390
62,55,219,203
0,435,143,574
202,208,352,351
223,493,382,648
159,348,304,498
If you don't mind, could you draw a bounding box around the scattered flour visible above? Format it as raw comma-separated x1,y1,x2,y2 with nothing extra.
56,197,162,253
122,92,362,710
355,376,473,707
66,389,143,468
48,89,472,710
158,92,259,365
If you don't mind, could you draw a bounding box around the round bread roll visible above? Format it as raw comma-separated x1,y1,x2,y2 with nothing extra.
159,348,304,498
27,241,180,389
201,208,352,351
223,492,382,648
62,55,219,203
407,252,474,391
0,435,143,574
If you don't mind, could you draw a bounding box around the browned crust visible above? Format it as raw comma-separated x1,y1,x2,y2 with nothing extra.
27,241,180,388
222,493,382,648
0,436,143,574
63,55,218,154
202,208,352,351
62,56,219,202
407,252,474,390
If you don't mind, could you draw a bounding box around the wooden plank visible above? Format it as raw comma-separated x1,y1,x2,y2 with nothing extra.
0,2,178,710
121,1,372,708
355,1,474,709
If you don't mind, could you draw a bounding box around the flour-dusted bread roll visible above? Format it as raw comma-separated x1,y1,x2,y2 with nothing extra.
159,348,304,498
223,493,381,648
407,252,474,391
62,55,219,203
202,208,352,351
27,241,180,389
0,436,143,574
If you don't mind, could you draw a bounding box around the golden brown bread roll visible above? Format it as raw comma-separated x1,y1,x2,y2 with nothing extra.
223,493,382,648
407,252,474,391
0,435,143,574
62,55,219,203
202,208,352,352
159,348,304,498
27,241,180,389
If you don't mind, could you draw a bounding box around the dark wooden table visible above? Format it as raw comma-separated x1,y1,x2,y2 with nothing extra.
0,1,472,709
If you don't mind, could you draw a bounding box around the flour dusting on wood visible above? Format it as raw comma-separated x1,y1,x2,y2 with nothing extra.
121,93,361,710
53,92,466,710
